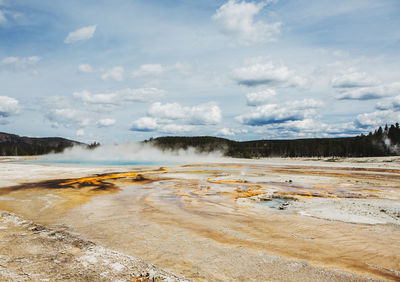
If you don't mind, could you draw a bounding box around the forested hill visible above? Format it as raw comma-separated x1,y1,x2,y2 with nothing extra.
146,123,400,158
0,132,84,156
2,123,400,157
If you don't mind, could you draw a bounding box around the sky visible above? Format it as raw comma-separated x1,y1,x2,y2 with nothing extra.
0,0,400,143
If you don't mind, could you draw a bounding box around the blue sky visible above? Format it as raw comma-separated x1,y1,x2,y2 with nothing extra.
1,0,400,143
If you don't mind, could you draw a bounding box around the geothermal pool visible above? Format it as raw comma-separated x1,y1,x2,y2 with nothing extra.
22,159,162,166
0,157,399,281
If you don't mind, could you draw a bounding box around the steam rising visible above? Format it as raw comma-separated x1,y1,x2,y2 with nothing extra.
383,137,399,155
41,143,226,165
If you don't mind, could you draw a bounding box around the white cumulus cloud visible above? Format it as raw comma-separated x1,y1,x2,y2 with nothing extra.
148,102,185,120
336,83,400,100
148,102,222,125
64,25,96,44
132,62,189,78
331,70,379,88
217,127,248,137
236,99,323,126
101,66,124,82
45,108,91,128
356,110,400,128
213,0,281,44
280,119,337,134
132,64,165,77
130,117,159,132
73,90,118,105
0,56,40,71
73,88,165,108
254,119,359,139
121,88,165,102
331,68,400,101
232,62,306,88
130,117,194,134
131,101,222,133
376,95,400,111
246,88,276,106
97,118,116,128
189,103,222,125
159,124,194,134
78,64,93,73
76,129,85,136
0,96,20,117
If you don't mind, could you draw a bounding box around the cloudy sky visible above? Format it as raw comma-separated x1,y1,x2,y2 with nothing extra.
1,0,400,143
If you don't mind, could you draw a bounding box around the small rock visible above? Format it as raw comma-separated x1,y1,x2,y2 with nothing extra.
29,225,46,232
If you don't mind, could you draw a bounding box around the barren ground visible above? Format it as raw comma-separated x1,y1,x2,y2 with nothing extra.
0,156,399,281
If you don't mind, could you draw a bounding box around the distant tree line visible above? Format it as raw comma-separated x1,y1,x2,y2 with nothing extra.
146,123,400,158
2,122,399,157
0,132,85,156
88,141,101,149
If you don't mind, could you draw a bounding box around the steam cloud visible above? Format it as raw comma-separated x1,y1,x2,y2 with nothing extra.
383,137,399,155
41,142,226,165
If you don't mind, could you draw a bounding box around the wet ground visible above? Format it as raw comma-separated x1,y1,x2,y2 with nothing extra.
0,157,399,281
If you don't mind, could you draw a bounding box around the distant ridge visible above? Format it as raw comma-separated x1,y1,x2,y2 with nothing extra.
0,132,84,156
2,122,399,157
146,123,400,158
